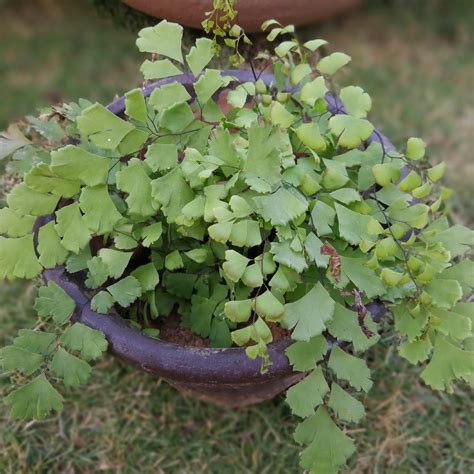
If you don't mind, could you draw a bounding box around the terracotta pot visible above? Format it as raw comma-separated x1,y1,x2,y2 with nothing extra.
38,70,390,408
121,0,362,33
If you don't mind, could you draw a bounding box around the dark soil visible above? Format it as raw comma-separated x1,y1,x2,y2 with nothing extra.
157,314,290,348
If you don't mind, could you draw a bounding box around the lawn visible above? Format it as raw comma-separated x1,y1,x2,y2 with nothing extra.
0,1,473,473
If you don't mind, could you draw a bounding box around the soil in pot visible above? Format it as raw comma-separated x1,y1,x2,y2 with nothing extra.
140,313,291,348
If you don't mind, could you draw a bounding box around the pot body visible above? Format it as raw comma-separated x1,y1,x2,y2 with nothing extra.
121,0,362,32
43,268,303,407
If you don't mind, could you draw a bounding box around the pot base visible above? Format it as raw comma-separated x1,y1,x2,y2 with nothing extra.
164,373,304,408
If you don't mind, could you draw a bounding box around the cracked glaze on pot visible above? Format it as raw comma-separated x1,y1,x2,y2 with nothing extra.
41,71,391,407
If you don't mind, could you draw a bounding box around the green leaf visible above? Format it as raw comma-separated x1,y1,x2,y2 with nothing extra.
160,102,195,133
189,295,217,337
340,86,371,118
427,162,446,182
77,103,135,150
13,329,56,355
421,336,474,392
0,125,30,160
85,256,109,288
209,318,232,348
145,143,178,173
37,221,68,269
34,281,76,324
49,348,91,386
1,346,44,375
398,170,422,193
295,406,356,473
439,260,474,296
270,102,295,128
286,370,329,417
285,336,327,372
25,163,81,198
227,82,254,108
194,69,226,104
0,234,42,279
254,290,285,322
222,250,249,282
185,248,209,263
136,20,183,63
283,282,335,341
372,163,400,186
61,323,108,361
254,187,308,226
394,305,429,342
65,246,91,273
327,303,379,352
97,248,132,280
429,224,473,258
290,63,312,85
165,250,184,271
328,383,365,423
329,115,374,148
430,307,472,341
425,278,462,309
299,77,328,107
380,267,404,287
208,221,233,245
303,39,328,51
90,291,114,314
321,160,349,190
107,276,142,308
317,52,351,75
7,183,59,217
152,168,194,223
125,88,148,123
55,203,92,253
270,240,308,273
141,222,163,247
341,256,385,298
399,337,432,364
140,59,182,80
329,188,361,205
224,299,252,323
4,373,63,420
295,123,326,152
304,233,330,268
241,263,263,288
208,128,241,173
148,83,191,113
131,263,160,292
116,159,156,218
50,145,110,186
79,185,123,235
186,37,215,76
0,207,35,237
311,200,336,236
243,123,282,190
328,346,373,392
405,137,426,160
335,204,373,245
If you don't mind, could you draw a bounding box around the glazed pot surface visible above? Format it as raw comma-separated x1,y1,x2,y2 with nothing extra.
122,0,362,32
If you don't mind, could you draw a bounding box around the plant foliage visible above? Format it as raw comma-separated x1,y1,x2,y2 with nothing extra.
0,16,473,473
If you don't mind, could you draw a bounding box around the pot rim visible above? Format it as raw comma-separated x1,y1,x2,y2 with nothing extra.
37,69,391,383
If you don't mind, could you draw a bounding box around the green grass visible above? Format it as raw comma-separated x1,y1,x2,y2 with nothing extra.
1,1,473,472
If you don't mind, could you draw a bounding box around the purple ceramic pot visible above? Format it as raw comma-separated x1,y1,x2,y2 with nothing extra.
40,70,390,407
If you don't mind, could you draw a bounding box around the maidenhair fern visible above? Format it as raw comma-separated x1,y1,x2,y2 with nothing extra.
0,18,472,473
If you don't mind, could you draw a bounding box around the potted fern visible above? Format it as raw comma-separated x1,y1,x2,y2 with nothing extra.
1,18,473,472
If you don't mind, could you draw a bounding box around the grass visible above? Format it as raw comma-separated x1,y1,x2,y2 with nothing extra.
1,1,473,472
